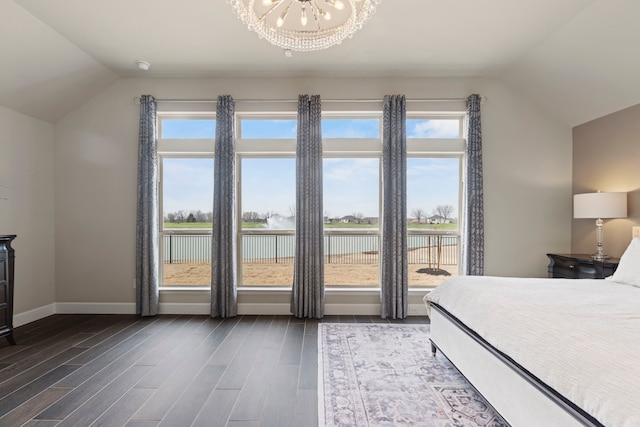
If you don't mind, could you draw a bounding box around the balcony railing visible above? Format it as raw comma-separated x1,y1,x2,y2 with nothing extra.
162,231,458,265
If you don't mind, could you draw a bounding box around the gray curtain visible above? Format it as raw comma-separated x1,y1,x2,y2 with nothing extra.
462,94,485,275
136,95,159,316
211,95,238,317
380,95,408,319
291,95,324,319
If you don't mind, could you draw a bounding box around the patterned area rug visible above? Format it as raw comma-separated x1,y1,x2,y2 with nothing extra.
318,323,509,426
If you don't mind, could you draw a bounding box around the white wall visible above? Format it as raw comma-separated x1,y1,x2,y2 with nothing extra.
0,105,56,322
53,76,573,311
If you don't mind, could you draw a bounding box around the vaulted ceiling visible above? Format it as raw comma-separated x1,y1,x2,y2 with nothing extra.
1,0,639,126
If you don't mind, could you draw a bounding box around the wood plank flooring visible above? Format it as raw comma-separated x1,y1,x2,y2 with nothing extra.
0,314,428,427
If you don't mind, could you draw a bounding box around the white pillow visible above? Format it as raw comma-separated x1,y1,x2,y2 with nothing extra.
606,237,640,287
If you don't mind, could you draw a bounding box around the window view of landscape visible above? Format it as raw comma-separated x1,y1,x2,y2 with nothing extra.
160,115,462,288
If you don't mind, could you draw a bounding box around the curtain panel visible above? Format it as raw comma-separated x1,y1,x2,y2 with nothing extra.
211,95,238,317
380,94,408,319
291,94,325,319
462,94,485,275
136,95,160,316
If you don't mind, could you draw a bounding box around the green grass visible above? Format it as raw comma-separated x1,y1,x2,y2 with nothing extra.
164,222,213,229
408,223,458,230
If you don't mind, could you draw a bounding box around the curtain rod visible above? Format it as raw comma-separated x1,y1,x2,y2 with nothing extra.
133,96,485,104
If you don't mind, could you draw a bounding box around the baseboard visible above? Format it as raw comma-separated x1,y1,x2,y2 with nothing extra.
13,301,427,327
13,303,56,327
55,302,137,314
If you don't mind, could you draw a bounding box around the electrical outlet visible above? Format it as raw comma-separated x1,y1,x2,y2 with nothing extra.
633,226,640,239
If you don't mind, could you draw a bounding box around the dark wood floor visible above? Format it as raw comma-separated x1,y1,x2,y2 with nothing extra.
0,314,429,427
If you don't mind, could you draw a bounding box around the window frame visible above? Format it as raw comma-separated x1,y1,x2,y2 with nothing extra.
236,113,297,287
157,113,216,288
156,108,467,290
405,112,466,285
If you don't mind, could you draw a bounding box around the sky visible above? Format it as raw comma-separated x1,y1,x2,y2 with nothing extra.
161,118,460,220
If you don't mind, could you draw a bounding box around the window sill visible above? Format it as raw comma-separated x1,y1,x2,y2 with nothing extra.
159,286,437,294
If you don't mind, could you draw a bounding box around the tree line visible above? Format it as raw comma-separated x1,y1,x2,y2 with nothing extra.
164,204,455,224
165,210,213,223
411,204,455,223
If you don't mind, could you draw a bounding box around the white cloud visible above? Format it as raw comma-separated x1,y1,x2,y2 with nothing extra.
324,158,378,183
409,119,460,138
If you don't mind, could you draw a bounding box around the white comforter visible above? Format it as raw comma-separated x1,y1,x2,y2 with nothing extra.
426,276,640,427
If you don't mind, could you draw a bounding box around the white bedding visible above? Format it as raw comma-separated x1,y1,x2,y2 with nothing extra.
425,276,640,427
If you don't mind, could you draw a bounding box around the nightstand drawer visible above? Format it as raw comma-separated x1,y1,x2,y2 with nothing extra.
546,253,619,279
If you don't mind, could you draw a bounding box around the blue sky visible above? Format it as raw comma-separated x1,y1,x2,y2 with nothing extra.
161,118,460,219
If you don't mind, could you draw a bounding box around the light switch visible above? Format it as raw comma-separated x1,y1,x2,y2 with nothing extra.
633,226,640,239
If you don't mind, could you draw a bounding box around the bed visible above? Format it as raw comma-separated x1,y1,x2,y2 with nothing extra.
424,239,640,427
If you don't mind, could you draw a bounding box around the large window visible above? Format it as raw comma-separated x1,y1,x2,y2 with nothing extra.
158,114,215,287
406,115,464,287
236,115,297,287
157,109,465,289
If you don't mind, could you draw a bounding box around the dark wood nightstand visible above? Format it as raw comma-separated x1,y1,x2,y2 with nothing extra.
546,253,619,279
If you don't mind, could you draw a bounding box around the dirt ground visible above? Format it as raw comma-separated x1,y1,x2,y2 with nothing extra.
163,247,457,287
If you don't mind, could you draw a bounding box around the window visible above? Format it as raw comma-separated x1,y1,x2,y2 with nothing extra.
157,109,465,290
158,114,215,287
407,157,461,287
406,114,464,288
240,157,296,286
324,158,380,287
236,115,297,287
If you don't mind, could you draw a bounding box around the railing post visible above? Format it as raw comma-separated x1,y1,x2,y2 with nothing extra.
169,235,173,264
328,234,331,264
275,235,278,264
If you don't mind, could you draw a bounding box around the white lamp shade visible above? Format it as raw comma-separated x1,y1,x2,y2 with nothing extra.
573,192,627,219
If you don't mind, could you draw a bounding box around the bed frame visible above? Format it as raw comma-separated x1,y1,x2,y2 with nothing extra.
428,303,603,427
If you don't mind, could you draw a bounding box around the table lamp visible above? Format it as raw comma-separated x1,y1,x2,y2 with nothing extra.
574,191,627,260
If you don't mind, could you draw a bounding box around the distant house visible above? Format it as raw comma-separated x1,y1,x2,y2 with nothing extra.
361,217,378,225
340,215,359,224
428,215,445,224
427,215,458,224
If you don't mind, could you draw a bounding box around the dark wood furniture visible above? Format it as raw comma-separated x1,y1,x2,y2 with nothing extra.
546,253,619,279
0,234,16,345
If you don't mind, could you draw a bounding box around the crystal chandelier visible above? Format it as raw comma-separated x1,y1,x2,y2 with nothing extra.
227,0,382,52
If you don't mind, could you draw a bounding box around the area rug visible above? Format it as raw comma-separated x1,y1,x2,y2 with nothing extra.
318,323,509,426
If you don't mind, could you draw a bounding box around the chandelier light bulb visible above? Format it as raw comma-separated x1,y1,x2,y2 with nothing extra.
300,6,308,25
276,13,286,27
262,0,273,4
322,10,331,20
334,0,345,10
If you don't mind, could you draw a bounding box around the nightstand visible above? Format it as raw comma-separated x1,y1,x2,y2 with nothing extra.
546,253,619,279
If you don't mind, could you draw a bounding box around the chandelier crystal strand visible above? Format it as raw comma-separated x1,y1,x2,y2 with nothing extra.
227,0,382,52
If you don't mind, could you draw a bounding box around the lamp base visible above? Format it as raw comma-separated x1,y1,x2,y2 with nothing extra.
592,218,608,261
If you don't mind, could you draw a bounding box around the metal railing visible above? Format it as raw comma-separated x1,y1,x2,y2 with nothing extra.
162,232,459,265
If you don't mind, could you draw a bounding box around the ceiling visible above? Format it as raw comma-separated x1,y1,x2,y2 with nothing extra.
1,0,639,125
